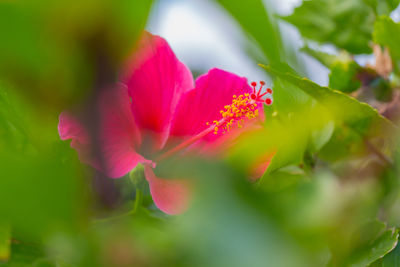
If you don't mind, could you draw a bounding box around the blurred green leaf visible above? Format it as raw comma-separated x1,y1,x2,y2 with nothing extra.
373,16,400,72
215,0,283,65
175,162,311,267
364,0,400,15
0,0,153,110
0,147,86,239
372,77,393,102
318,126,366,162
259,166,307,192
2,242,46,267
300,46,362,93
230,102,334,177
300,45,339,68
263,115,309,175
283,0,375,54
257,78,332,175
309,120,335,152
0,223,11,262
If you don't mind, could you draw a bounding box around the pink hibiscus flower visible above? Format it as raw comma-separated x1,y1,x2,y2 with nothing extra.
58,32,273,215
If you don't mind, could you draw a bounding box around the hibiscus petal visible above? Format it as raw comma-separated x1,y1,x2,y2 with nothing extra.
121,32,194,150
144,165,192,215
58,84,148,178
170,68,263,143
99,83,150,178
58,111,99,168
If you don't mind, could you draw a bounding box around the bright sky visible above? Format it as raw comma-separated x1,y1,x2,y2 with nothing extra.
147,0,400,86
147,0,268,83
147,0,329,85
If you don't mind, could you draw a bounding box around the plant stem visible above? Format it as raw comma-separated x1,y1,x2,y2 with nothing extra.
133,188,143,214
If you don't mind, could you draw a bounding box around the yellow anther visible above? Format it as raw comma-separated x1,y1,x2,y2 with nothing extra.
214,93,260,135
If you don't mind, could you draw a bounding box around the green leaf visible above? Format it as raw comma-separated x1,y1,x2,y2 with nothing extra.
309,120,335,152
300,46,362,94
264,118,309,175
215,0,283,65
230,101,335,177
371,240,400,267
272,78,312,116
348,228,399,267
318,126,365,162
300,45,339,68
260,64,394,137
259,166,307,192
329,61,361,93
328,220,399,267
373,16,400,72
282,0,375,54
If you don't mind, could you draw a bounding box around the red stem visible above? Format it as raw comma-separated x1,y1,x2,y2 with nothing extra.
156,117,227,161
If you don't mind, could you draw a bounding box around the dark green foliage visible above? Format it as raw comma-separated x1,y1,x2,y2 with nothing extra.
283,0,376,54
329,61,362,93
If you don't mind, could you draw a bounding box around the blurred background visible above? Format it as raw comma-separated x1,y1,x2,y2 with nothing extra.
1,0,400,266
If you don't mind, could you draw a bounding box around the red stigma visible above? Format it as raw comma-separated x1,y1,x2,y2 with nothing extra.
257,82,264,95
250,82,257,94
249,81,273,106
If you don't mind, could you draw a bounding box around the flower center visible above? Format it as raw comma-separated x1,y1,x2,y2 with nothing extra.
156,81,273,161
209,81,273,134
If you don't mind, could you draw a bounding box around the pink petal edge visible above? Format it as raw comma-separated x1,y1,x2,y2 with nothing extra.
58,84,149,178
58,111,100,169
98,83,149,178
144,165,192,215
